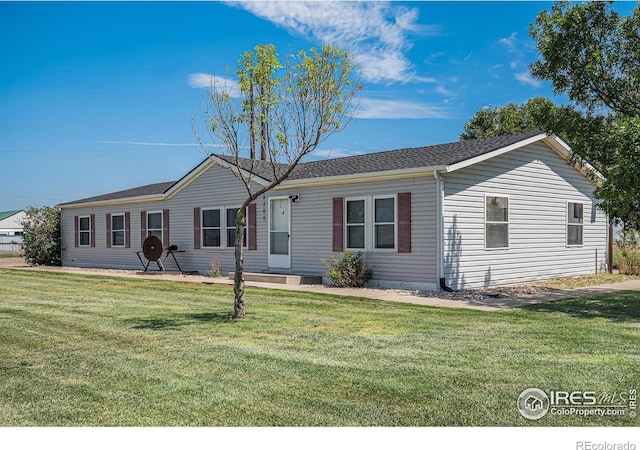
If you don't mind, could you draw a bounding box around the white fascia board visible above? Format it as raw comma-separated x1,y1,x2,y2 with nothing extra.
58,194,166,210
163,155,271,200
443,133,605,183
543,135,606,182
275,165,447,189
444,133,548,173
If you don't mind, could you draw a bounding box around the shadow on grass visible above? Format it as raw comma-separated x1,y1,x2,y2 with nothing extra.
132,312,235,330
520,291,640,322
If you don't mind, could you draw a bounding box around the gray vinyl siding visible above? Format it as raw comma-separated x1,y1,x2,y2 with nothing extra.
272,176,438,290
442,142,607,290
61,170,439,290
61,166,268,274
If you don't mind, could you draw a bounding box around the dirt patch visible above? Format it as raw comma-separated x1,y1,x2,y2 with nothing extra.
0,257,27,268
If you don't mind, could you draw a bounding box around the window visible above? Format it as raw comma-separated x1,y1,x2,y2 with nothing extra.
374,197,395,249
78,216,91,246
202,209,221,247
147,212,162,241
346,199,365,249
485,195,509,249
567,202,584,246
200,207,247,248
111,214,125,247
226,207,247,248
345,196,397,251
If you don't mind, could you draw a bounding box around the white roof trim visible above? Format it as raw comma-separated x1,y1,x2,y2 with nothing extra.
276,165,447,189
444,133,548,173
164,155,271,199
443,133,604,183
59,194,166,210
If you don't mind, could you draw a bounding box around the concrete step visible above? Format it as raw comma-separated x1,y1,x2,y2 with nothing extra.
228,272,322,285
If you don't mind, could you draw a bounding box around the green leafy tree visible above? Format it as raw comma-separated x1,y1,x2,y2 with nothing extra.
21,206,61,266
530,1,640,116
528,1,640,228
195,44,361,318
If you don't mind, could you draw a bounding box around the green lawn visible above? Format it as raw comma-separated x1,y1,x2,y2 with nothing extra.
0,269,638,426
0,252,23,258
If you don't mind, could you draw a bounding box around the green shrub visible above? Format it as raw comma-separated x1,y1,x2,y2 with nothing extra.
323,251,373,288
615,228,640,275
21,206,61,266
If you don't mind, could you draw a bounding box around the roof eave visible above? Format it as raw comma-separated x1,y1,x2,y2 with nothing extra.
58,193,166,210
276,165,448,189
444,133,549,173
163,154,271,200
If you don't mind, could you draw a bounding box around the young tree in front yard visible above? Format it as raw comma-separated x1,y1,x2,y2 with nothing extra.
195,44,361,318
21,205,61,266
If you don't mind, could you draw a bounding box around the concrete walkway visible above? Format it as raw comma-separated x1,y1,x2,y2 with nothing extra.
3,257,640,311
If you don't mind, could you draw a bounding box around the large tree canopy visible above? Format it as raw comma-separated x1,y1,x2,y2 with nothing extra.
530,1,640,116
461,2,640,228
196,44,360,318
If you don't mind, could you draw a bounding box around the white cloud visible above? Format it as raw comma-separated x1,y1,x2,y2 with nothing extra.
310,148,362,160
435,84,455,97
188,73,241,97
356,98,449,119
101,141,197,147
514,72,541,88
229,1,436,83
499,32,518,53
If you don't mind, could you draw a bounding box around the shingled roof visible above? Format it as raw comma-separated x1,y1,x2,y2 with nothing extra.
60,131,546,206
60,181,177,206
289,130,543,180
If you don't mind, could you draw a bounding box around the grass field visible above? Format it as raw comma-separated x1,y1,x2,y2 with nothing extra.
0,269,638,426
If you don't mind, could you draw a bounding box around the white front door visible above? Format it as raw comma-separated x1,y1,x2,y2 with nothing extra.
268,197,291,269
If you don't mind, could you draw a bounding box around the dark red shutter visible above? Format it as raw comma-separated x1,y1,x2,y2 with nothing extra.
248,203,257,251
74,216,79,248
106,213,112,248
193,207,201,250
398,192,411,253
162,209,170,248
140,211,147,246
124,212,131,249
90,214,96,248
332,197,344,252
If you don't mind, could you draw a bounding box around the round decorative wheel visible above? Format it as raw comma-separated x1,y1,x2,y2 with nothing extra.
142,235,163,262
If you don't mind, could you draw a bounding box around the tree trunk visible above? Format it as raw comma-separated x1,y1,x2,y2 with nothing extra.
233,209,247,318
249,84,256,160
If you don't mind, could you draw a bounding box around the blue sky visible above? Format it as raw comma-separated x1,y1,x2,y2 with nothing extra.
0,1,632,210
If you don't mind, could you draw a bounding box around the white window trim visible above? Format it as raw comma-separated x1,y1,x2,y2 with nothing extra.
345,197,368,251
225,206,248,249
200,206,248,250
147,210,163,240
566,201,585,247
78,215,91,247
111,213,126,248
484,193,510,250
372,195,397,252
201,206,222,248
344,195,397,252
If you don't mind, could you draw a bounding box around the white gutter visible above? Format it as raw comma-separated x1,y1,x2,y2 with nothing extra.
58,193,166,210
276,165,447,190
433,169,445,289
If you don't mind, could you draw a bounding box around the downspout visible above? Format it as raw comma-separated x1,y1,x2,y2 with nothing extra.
434,170,456,292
